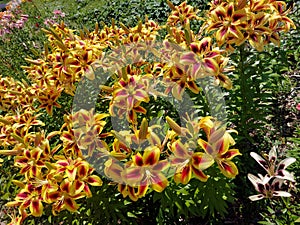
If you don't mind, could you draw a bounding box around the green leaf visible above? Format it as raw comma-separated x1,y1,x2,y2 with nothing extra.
127,212,137,218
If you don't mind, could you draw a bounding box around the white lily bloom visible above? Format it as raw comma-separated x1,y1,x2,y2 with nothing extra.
248,173,292,201
250,146,296,182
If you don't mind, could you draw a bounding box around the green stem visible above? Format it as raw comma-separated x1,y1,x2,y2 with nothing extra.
238,46,247,134
238,45,254,143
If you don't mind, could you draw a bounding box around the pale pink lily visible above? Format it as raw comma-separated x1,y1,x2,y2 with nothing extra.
247,173,291,201
250,147,296,182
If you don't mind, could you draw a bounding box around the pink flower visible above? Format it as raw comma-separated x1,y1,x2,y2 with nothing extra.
44,18,55,26
250,147,296,182
20,14,28,21
248,174,292,201
53,9,65,18
296,103,300,111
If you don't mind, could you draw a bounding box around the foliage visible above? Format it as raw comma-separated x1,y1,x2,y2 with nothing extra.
0,0,299,224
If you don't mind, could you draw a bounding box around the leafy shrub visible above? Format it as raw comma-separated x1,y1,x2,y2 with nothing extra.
0,0,299,225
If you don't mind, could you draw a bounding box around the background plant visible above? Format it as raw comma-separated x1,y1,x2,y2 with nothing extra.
0,0,299,224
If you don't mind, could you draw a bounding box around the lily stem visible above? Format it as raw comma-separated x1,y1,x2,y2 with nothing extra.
238,44,254,143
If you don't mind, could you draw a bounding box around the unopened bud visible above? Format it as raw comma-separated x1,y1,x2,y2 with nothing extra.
139,118,148,140
166,116,182,135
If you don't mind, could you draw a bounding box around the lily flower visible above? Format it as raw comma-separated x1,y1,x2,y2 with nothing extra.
103,157,140,201
34,83,63,116
205,2,247,46
197,117,241,178
244,12,271,51
250,146,296,182
72,109,109,156
248,173,292,201
167,1,199,26
15,148,46,180
180,37,233,89
60,127,82,157
46,180,86,215
6,184,44,217
71,161,103,197
122,146,169,197
109,74,149,123
169,140,214,184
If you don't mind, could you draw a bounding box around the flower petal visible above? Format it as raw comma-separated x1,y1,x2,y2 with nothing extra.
268,146,277,163
152,159,169,171
180,52,197,64
273,191,292,198
192,152,214,170
203,58,219,74
122,167,143,186
221,149,242,160
132,153,143,166
275,170,295,182
137,184,148,197
143,147,160,166
250,152,269,172
277,157,296,170
86,175,103,186
172,140,189,158
174,165,191,185
249,194,264,201
30,199,43,217
191,165,209,182
150,172,168,192
218,160,239,178
198,139,214,155
64,197,79,212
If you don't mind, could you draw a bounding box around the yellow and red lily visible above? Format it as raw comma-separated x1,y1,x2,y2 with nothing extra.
6,184,44,217
60,127,82,157
103,157,140,201
109,74,149,123
122,146,169,198
72,109,109,156
243,12,271,51
71,160,103,197
206,2,247,46
15,148,46,180
34,83,63,116
169,140,214,184
167,1,199,26
197,117,241,178
46,180,86,215
180,37,233,89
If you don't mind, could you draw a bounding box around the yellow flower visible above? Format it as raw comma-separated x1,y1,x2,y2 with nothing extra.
170,140,214,184
197,117,241,178
205,2,247,46
122,147,169,198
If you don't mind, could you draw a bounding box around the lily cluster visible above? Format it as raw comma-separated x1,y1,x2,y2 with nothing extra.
102,116,241,201
203,0,296,51
0,0,295,224
0,77,103,224
248,147,297,201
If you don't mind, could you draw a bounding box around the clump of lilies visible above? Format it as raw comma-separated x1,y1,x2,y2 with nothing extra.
248,147,296,201
0,0,296,224
203,0,296,51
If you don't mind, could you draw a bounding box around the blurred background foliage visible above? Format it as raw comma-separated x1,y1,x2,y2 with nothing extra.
0,0,299,224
